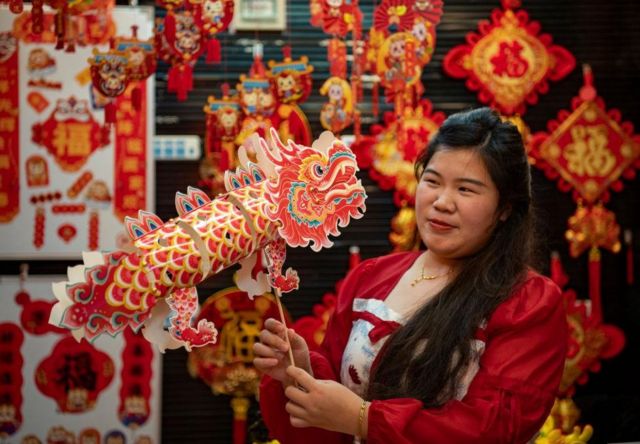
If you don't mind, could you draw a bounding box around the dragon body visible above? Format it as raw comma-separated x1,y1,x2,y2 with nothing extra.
50,130,366,350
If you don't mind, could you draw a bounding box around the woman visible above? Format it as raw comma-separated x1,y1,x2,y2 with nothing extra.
254,108,567,444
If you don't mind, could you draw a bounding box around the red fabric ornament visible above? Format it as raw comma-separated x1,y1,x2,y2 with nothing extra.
319,0,362,38
114,26,156,111
529,66,640,205
192,0,234,63
0,323,24,439
443,0,575,116
35,336,114,413
88,49,130,125
156,9,206,101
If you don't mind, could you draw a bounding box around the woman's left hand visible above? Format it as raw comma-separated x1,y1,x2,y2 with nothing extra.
283,366,363,435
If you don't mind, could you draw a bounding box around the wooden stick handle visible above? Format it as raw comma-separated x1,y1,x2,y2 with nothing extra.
274,287,296,367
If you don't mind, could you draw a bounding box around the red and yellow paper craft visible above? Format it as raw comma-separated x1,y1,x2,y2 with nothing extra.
443,0,575,116
49,130,367,351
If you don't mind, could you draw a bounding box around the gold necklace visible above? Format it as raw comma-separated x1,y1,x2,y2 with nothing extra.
410,267,452,287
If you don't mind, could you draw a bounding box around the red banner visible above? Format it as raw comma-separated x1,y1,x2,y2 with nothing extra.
0,33,19,223
114,82,148,220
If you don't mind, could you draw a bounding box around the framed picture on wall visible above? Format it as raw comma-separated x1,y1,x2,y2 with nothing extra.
233,0,287,31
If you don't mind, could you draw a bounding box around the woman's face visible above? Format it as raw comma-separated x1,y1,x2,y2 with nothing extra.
415,148,504,260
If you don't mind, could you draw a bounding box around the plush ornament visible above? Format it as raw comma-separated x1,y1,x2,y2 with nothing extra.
88,48,130,125
443,0,575,116
32,97,110,172
204,83,241,172
35,336,114,413
156,7,206,101
236,54,279,146
267,47,314,146
191,0,234,63
114,26,156,110
319,77,353,134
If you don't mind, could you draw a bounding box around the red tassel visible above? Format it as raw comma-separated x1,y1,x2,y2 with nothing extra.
231,398,249,444
132,86,142,111
588,246,602,323
104,101,117,124
168,66,178,92
626,229,634,285
549,251,569,288
349,245,361,270
206,38,221,64
372,82,379,118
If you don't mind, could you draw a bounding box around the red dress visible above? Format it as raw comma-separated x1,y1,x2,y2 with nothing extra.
259,251,567,444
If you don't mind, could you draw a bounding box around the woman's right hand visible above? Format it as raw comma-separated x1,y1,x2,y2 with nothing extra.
253,318,312,385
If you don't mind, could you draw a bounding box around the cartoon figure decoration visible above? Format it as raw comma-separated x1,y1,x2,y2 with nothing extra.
77,428,101,444
187,287,289,444
27,48,61,89
46,425,75,444
204,83,242,172
31,96,110,172
0,323,24,439
313,0,362,38
49,129,367,351
114,26,156,110
443,0,575,116
367,0,442,113
25,155,50,187
529,65,640,323
88,49,130,124
194,0,234,63
35,336,114,413
236,51,279,146
267,47,314,146
319,77,353,134
155,6,205,101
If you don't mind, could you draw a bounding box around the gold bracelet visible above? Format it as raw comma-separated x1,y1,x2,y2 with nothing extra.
358,399,368,440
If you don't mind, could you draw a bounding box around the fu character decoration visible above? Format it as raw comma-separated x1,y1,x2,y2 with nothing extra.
49,130,367,355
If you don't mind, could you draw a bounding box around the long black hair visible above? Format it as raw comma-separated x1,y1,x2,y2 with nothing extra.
366,107,534,407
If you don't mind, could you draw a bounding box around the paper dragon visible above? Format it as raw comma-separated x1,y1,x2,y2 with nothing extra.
49,130,367,351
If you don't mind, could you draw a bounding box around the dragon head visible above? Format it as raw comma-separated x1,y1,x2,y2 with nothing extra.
260,129,366,251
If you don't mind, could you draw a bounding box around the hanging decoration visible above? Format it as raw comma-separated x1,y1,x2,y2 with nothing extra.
113,25,156,111
267,46,314,146
535,399,593,444
49,130,366,350
35,336,115,413
113,83,149,221
193,0,234,63
15,290,67,335
204,83,242,173
529,65,640,323
351,99,445,250
118,329,153,430
0,323,24,439
88,48,130,125
155,4,205,101
31,96,110,172
319,76,353,134
235,50,279,146
367,0,442,115
187,287,288,444
443,0,575,116
0,32,19,223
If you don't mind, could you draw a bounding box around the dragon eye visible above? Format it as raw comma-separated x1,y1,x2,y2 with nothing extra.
314,164,324,176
